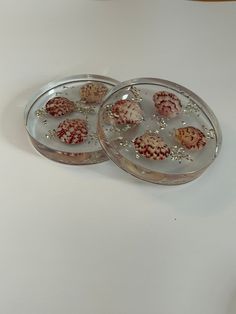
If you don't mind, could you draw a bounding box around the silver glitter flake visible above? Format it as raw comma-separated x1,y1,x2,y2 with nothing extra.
147,129,159,135
88,133,98,143
76,104,96,115
170,146,193,163
119,139,130,148
184,100,200,116
35,108,46,118
45,130,56,140
153,114,168,130
117,137,132,152
129,86,143,102
202,126,216,139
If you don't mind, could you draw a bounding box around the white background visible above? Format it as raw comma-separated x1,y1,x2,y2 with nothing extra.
0,1,236,313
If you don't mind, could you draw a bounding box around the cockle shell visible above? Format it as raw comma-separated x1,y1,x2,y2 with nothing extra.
175,126,206,150
80,82,108,104
111,99,143,125
134,133,170,160
56,119,88,144
153,91,182,118
45,97,76,117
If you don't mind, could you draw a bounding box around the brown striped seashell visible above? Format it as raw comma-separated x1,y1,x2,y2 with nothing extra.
45,97,76,117
112,99,143,125
80,82,108,104
175,126,206,150
56,119,88,145
153,91,182,118
134,133,170,160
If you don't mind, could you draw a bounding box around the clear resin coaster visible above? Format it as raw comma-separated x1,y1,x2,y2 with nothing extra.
97,78,222,184
25,74,119,164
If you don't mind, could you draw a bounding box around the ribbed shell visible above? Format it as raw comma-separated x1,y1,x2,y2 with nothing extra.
134,133,170,160
80,82,108,104
175,127,206,150
56,119,88,144
45,97,75,117
153,91,182,118
112,100,143,125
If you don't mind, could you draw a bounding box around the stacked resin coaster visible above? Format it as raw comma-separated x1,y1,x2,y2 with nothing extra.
25,75,222,184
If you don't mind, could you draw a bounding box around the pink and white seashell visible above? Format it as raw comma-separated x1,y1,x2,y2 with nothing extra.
56,119,88,144
111,99,143,125
80,82,108,104
175,126,206,150
45,97,76,117
153,91,182,118
134,133,170,160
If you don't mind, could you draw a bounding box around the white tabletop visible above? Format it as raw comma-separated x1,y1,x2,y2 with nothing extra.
0,1,236,313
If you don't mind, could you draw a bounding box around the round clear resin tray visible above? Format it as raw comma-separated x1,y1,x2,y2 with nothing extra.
98,78,222,184
25,74,119,164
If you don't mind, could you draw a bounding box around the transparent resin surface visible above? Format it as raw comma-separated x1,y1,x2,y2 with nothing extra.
98,78,222,184
25,75,118,164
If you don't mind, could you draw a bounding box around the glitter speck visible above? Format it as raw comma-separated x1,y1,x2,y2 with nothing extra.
35,108,46,118
184,100,200,116
202,126,216,139
129,86,143,102
170,146,193,163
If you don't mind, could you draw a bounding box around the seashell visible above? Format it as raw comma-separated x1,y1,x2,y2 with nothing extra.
45,97,76,117
56,119,88,144
80,82,108,104
134,133,170,160
153,91,182,118
111,99,143,125
175,126,206,150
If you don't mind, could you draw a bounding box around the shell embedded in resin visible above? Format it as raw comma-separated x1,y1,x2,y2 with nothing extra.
56,119,88,144
134,133,170,160
45,97,76,117
153,91,182,118
175,126,206,150
80,82,108,104
111,99,143,125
